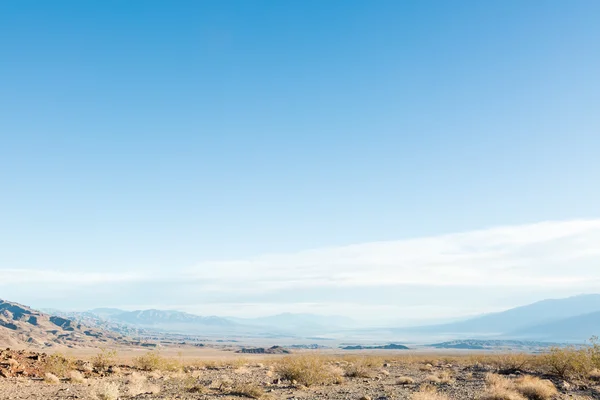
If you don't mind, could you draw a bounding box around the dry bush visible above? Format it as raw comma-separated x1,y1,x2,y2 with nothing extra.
44,372,60,384
345,359,374,378
412,385,450,400
397,376,416,385
69,370,86,383
419,363,434,372
479,374,526,400
513,376,557,400
425,371,453,384
226,382,264,399
43,353,73,377
133,351,181,372
479,388,526,400
126,372,152,396
92,381,120,400
275,355,342,386
588,368,600,381
493,353,531,372
92,348,117,371
539,346,592,379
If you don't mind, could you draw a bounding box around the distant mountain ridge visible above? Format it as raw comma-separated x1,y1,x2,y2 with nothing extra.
400,294,600,342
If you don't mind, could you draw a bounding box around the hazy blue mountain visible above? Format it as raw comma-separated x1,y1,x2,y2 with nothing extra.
89,308,127,318
110,309,234,327
227,313,356,331
399,294,600,336
508,311,600,342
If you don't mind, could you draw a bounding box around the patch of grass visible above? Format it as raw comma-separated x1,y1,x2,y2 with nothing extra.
540,346,592,379
275,355,342,386
226,382,264,399
513,375,557,400
397,376,415,385
68,370,86,383
133,351,182,372
43,353,73,378
92,381,120,400
92,348,118,371
43,372,60,384
345,359,374,378
412,385,450,400
425,371,453,384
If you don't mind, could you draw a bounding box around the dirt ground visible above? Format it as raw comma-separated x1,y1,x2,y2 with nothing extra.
1,352,599,400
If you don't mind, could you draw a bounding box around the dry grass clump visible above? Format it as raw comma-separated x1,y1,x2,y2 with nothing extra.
397,376,416,385
225,382,265,399
133,351,181,372
92,381,120,400
44,372,60,384
92,348,118,371
125,371,160,396
275,355,342,386
43,353,73,377
513,375,557,400
425,371,453,384
419,363,434,372
480,373,557,400
68,370,86,383
539,346,593,379
493,353,531,372
345,359,374,378
480,374,526,400
412,385,450,400
588,368,600,381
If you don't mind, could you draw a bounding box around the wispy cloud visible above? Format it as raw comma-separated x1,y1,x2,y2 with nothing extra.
3,219,600,318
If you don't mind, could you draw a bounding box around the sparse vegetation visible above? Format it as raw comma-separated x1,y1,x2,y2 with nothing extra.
513,376,557,400
92,381,120,400
43,372,60,384
226,382,265,399
92,348,118,371
133,351,182,372
275,355,343,386
397,376,416,385
68,370,86,383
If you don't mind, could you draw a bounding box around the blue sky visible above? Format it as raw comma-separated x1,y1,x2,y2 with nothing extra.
1,1,599,319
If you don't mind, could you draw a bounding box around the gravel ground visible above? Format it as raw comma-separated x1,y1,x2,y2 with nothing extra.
1,360,600,400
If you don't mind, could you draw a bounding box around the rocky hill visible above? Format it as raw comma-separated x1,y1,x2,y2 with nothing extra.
0,299,133,349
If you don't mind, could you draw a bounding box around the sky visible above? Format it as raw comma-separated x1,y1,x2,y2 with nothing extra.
1,1,599,322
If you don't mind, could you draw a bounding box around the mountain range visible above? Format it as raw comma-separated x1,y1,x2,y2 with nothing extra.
395,294,600,342
6,294,600,345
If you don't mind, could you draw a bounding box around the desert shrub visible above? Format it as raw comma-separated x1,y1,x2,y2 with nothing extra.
412,385,450,400
92,381,120,400
275,355,342,386
345,359,374,378
493,353,531,373
397,376,415,385
43,353,73,377
68,370,86,383
540,346,592,379
226,382,264,399
480,374,526,400
44,372,60,384
92,348,118,371
513,376,557,400
588,368,600,381
425,371,453,384
126,372,148,396
133,351,181,372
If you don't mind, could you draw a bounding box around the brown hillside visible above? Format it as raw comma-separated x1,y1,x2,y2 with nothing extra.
0,299,132,349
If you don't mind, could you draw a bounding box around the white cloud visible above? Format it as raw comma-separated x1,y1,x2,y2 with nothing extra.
4,219,600,319
183,219,600,291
